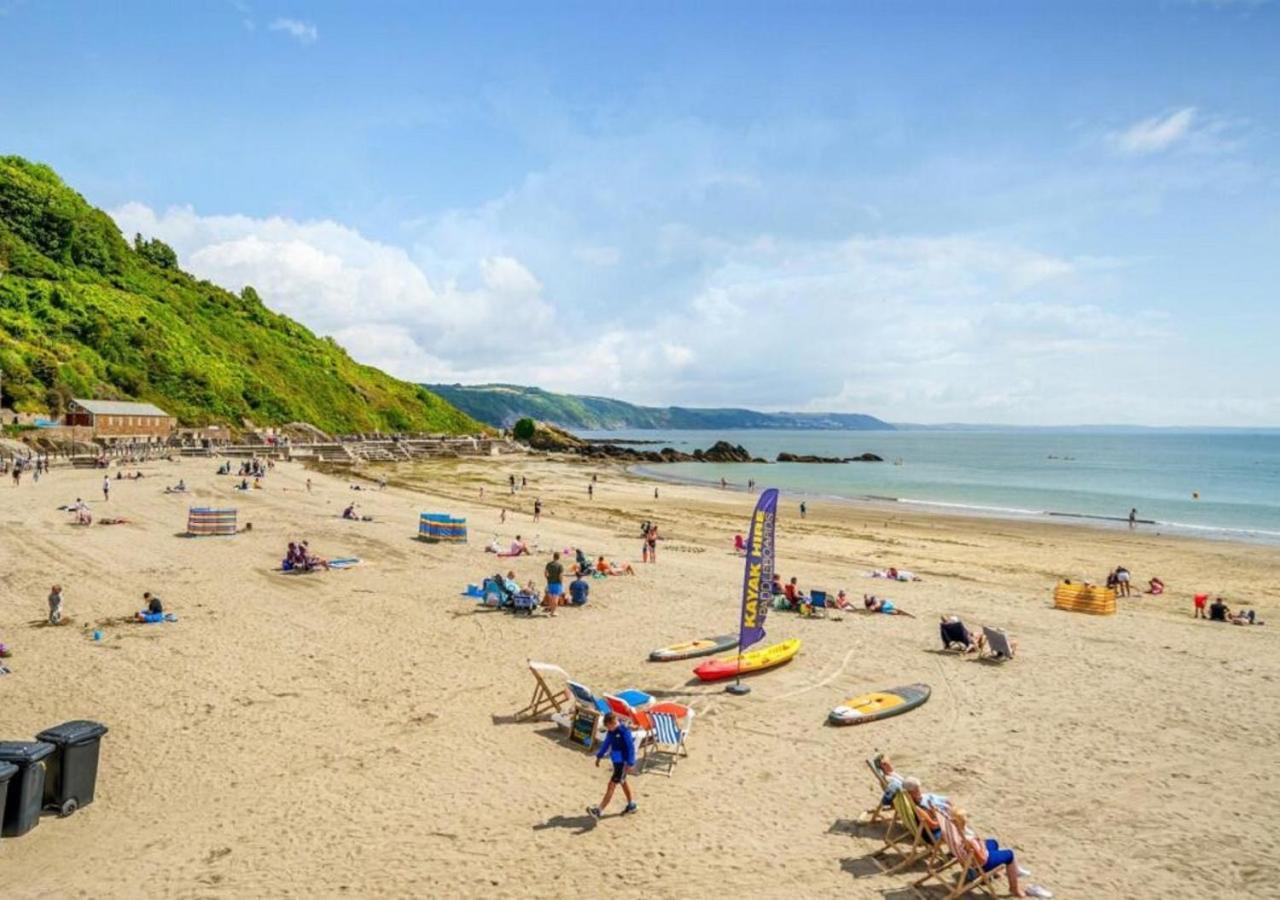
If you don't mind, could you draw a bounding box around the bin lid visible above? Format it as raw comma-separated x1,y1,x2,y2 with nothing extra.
0,761,17,782
35,720,109,746
0,741,56,764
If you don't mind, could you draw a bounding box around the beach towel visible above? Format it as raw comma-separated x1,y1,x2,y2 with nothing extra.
140,612,177,624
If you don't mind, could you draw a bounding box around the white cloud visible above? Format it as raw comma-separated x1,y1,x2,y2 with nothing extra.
269,17,317,44
110,199,1267,425
1111,107,1196,155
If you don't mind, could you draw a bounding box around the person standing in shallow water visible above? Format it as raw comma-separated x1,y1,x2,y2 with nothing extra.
1129,508,1137,530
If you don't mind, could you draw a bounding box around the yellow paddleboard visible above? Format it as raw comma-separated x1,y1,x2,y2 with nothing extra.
829,683,930,725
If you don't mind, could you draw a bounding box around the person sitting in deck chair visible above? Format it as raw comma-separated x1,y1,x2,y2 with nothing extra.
940,615,977,651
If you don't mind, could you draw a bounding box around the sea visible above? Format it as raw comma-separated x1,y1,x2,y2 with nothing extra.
575,429,1280,545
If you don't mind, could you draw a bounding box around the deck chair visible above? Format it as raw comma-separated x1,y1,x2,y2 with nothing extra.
864,756,894,825
511,592,538,615
807,590,829,618
980,626,1016,661
568,682,652,715
516,660,570,720
938,811,999,899
602,695,653,747
875,789,930,872
645,710,693,774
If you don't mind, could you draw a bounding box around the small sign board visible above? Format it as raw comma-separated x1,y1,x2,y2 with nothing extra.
569,709,599,750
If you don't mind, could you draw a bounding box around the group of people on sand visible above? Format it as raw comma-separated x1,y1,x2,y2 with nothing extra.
282,541,328,572
772,574,915,617
1200,594,1265,625
871,754,1052,898
44,585,171,629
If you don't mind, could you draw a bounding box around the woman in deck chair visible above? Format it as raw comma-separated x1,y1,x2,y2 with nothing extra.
950,807,1038,898
902,777,948,844
940,615,977,651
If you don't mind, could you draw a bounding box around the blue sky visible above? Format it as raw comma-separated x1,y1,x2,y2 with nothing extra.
2,0,1277,425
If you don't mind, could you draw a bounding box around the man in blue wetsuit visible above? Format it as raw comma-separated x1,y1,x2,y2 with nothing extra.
587,713,637,818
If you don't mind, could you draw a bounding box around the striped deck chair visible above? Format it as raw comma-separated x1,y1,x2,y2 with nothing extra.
603,694,653,747
645,710,693,775
938,811,999,899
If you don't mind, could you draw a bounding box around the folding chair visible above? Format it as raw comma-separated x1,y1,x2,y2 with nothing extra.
875,789,930,872
980,626,1016,661
645,710,694,775
864,756,893,825
938,811,1000,899
807,590,829,618
515,660,570,720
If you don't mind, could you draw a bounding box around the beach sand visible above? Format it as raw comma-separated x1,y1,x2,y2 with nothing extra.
1,454,1277,898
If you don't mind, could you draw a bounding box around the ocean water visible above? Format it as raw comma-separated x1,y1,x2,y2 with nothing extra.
576,429,1280,544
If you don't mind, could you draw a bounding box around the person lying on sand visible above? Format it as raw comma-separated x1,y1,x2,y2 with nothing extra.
940,615,977,651
870,567,922,582
98,517,130,525
864,594,914,617
595,556,635,576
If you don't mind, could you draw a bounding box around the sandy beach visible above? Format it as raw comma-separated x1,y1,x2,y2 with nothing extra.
1,453,1278,899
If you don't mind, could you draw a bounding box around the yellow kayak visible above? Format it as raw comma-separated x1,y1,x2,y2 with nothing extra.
694,638,801,681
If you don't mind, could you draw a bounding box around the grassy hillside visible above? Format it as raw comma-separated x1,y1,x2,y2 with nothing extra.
0,157,479,434
427,383,893,431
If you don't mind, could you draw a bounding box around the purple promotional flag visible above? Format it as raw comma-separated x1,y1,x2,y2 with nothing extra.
737,488,779,651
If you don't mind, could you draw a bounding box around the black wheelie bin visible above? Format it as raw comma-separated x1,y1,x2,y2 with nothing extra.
0,741,55,837
36,720,108,816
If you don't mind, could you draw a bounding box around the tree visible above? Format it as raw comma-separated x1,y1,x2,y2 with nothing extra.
512,417,536,442
134,233,178,270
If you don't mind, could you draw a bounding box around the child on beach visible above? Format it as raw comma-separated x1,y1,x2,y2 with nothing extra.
588,713,637,819
1193,593,1208,619
48,584,65,625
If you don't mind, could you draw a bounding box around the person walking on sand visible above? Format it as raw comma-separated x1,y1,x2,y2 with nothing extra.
544,551,564,616
800,501,807,519
587,482,593,499
306,478,312,493
1129,508,1137,530
587,713,637,819
102,475,110,502
533,498,542,522
499,508,507,524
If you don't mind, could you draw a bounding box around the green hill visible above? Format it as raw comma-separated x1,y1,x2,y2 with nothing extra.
0,156,479,434
426,383,893,431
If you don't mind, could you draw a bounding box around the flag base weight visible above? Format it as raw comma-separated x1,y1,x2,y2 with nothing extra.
726,682,751,695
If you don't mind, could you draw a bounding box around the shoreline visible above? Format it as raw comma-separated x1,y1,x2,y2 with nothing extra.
628,462,1280,548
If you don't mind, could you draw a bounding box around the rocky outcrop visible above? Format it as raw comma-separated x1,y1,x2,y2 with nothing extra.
777,451,884,463
514,421,763,462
